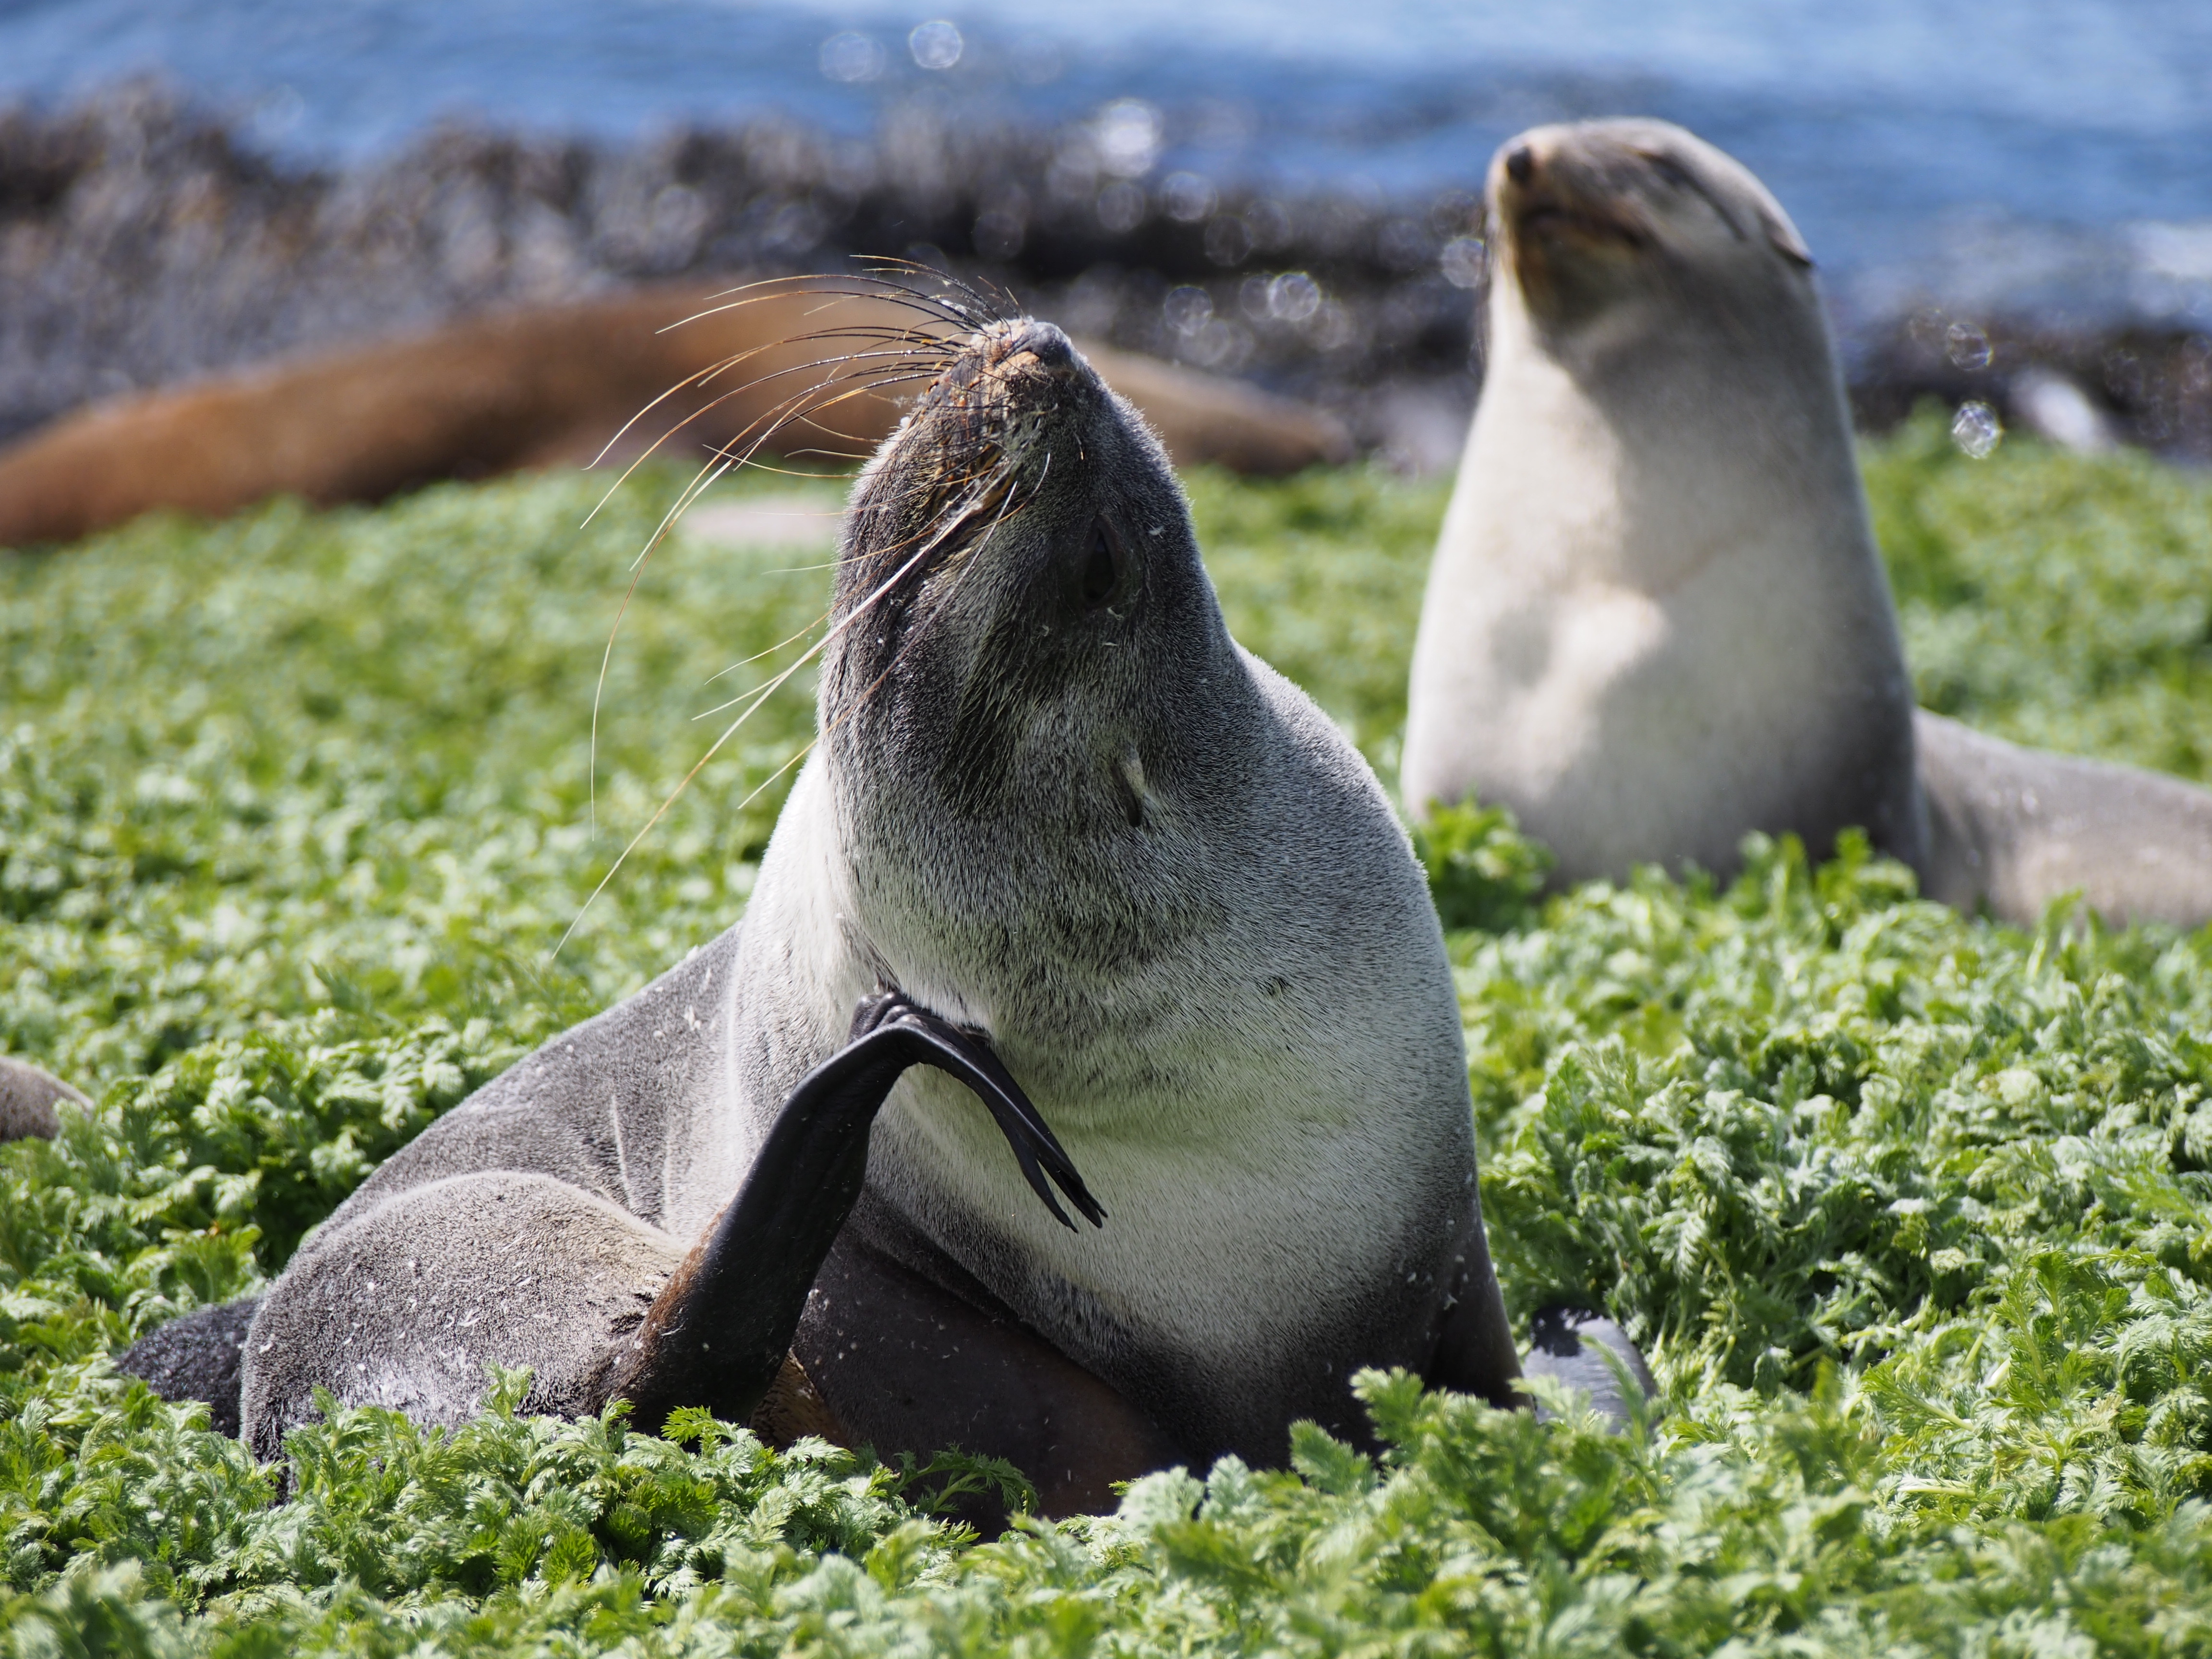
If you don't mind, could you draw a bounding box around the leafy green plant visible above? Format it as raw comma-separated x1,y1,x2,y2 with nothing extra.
1411,795,1554,933
4,435,2212,1652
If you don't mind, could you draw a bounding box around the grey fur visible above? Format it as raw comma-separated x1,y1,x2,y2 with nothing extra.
0,1055,86,1142
237,317,1541,1469
1918,711,2212,926
118,1298,261,1436
1407,119,2212,929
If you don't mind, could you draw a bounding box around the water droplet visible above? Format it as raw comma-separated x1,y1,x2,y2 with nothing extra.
1945,321,1992,372
1160,172,1216,224
908,21,962,70
1095,182,1146,234
818,32,887,83
1180,318,1252,371
1268,272,1322,324
1440,235,1487,289
1164,286,1214,335
1203,216,1250,267
1951,400,2003,458
1094,100,1163,178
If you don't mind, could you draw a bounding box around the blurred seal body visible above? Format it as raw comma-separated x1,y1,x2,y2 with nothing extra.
191,312,1532,1512
0,1055,84,1142
1403,119,1925,884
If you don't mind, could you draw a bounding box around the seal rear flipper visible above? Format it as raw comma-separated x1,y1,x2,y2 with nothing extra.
602,992,1099,1432
1521,1306,1657,1429
239,1172,686,1461
116,1297,262,1437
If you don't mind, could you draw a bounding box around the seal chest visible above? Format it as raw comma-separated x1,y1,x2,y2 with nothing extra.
739,316,1504,1460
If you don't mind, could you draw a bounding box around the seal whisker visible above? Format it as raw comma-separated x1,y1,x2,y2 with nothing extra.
851,257,1016,330
666,270,985,336
560,480,1005,954
614,355,946,595
585,340,952,525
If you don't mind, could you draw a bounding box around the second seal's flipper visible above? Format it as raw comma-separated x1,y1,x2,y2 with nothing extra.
600,989,1097,1432
1522,1305,1656,1429
116,1297,262,1436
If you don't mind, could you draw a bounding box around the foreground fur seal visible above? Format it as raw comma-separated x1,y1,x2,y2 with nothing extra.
0,283,1349,549
131,305,1632,1514
1405,119,2212,927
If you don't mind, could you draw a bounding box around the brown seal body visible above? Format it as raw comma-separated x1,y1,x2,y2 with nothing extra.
0,284,1348,549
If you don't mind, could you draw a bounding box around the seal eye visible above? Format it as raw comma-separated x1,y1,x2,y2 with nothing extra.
1080,520,1123,609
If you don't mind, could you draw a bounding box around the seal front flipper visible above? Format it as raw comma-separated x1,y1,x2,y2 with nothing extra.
599,989,1099,1433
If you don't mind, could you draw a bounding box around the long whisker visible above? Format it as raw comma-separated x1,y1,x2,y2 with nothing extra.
583,335,950,525
681,271,989,335
556,480,1003,956
853,257,1014,330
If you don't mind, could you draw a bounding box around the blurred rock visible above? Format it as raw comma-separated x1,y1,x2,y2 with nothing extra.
2,84,2207,473
0,1055,86,1141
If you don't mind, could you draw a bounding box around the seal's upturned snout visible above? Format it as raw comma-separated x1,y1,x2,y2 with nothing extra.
921,318,1087,436
983,319,1076,375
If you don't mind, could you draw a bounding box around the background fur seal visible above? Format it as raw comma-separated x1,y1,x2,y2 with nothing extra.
0,1055,84,1142
1404,118,1924,888
129,301,1639,1518
1405,119,2212,928
0,282,1349,549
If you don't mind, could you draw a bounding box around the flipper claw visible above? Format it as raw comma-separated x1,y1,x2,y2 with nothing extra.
849,990,1104,1229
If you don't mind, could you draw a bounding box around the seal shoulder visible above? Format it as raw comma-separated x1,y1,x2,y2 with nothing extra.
325,924,745,1238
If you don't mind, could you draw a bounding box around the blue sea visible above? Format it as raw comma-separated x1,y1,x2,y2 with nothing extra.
2,0,2209,325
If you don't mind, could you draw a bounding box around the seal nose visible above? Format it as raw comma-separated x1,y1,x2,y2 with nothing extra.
985,320,1076,373
1504,144,1536,187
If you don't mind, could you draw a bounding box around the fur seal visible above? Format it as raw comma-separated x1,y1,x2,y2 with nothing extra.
0,1055,84,1142
1403,119,2212,928
1403,119,1925,888
129,303,1635,1516
0,283,1349,550
1915,712,2212,925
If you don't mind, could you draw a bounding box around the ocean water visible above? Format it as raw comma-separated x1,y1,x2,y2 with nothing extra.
2,0,2209,325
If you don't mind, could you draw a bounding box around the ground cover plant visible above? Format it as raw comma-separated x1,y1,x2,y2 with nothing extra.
4,409,2212,1652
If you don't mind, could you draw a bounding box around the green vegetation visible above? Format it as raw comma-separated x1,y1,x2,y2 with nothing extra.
4,412,2212,1653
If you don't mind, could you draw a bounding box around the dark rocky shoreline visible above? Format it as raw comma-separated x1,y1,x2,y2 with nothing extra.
4,83,2207,468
